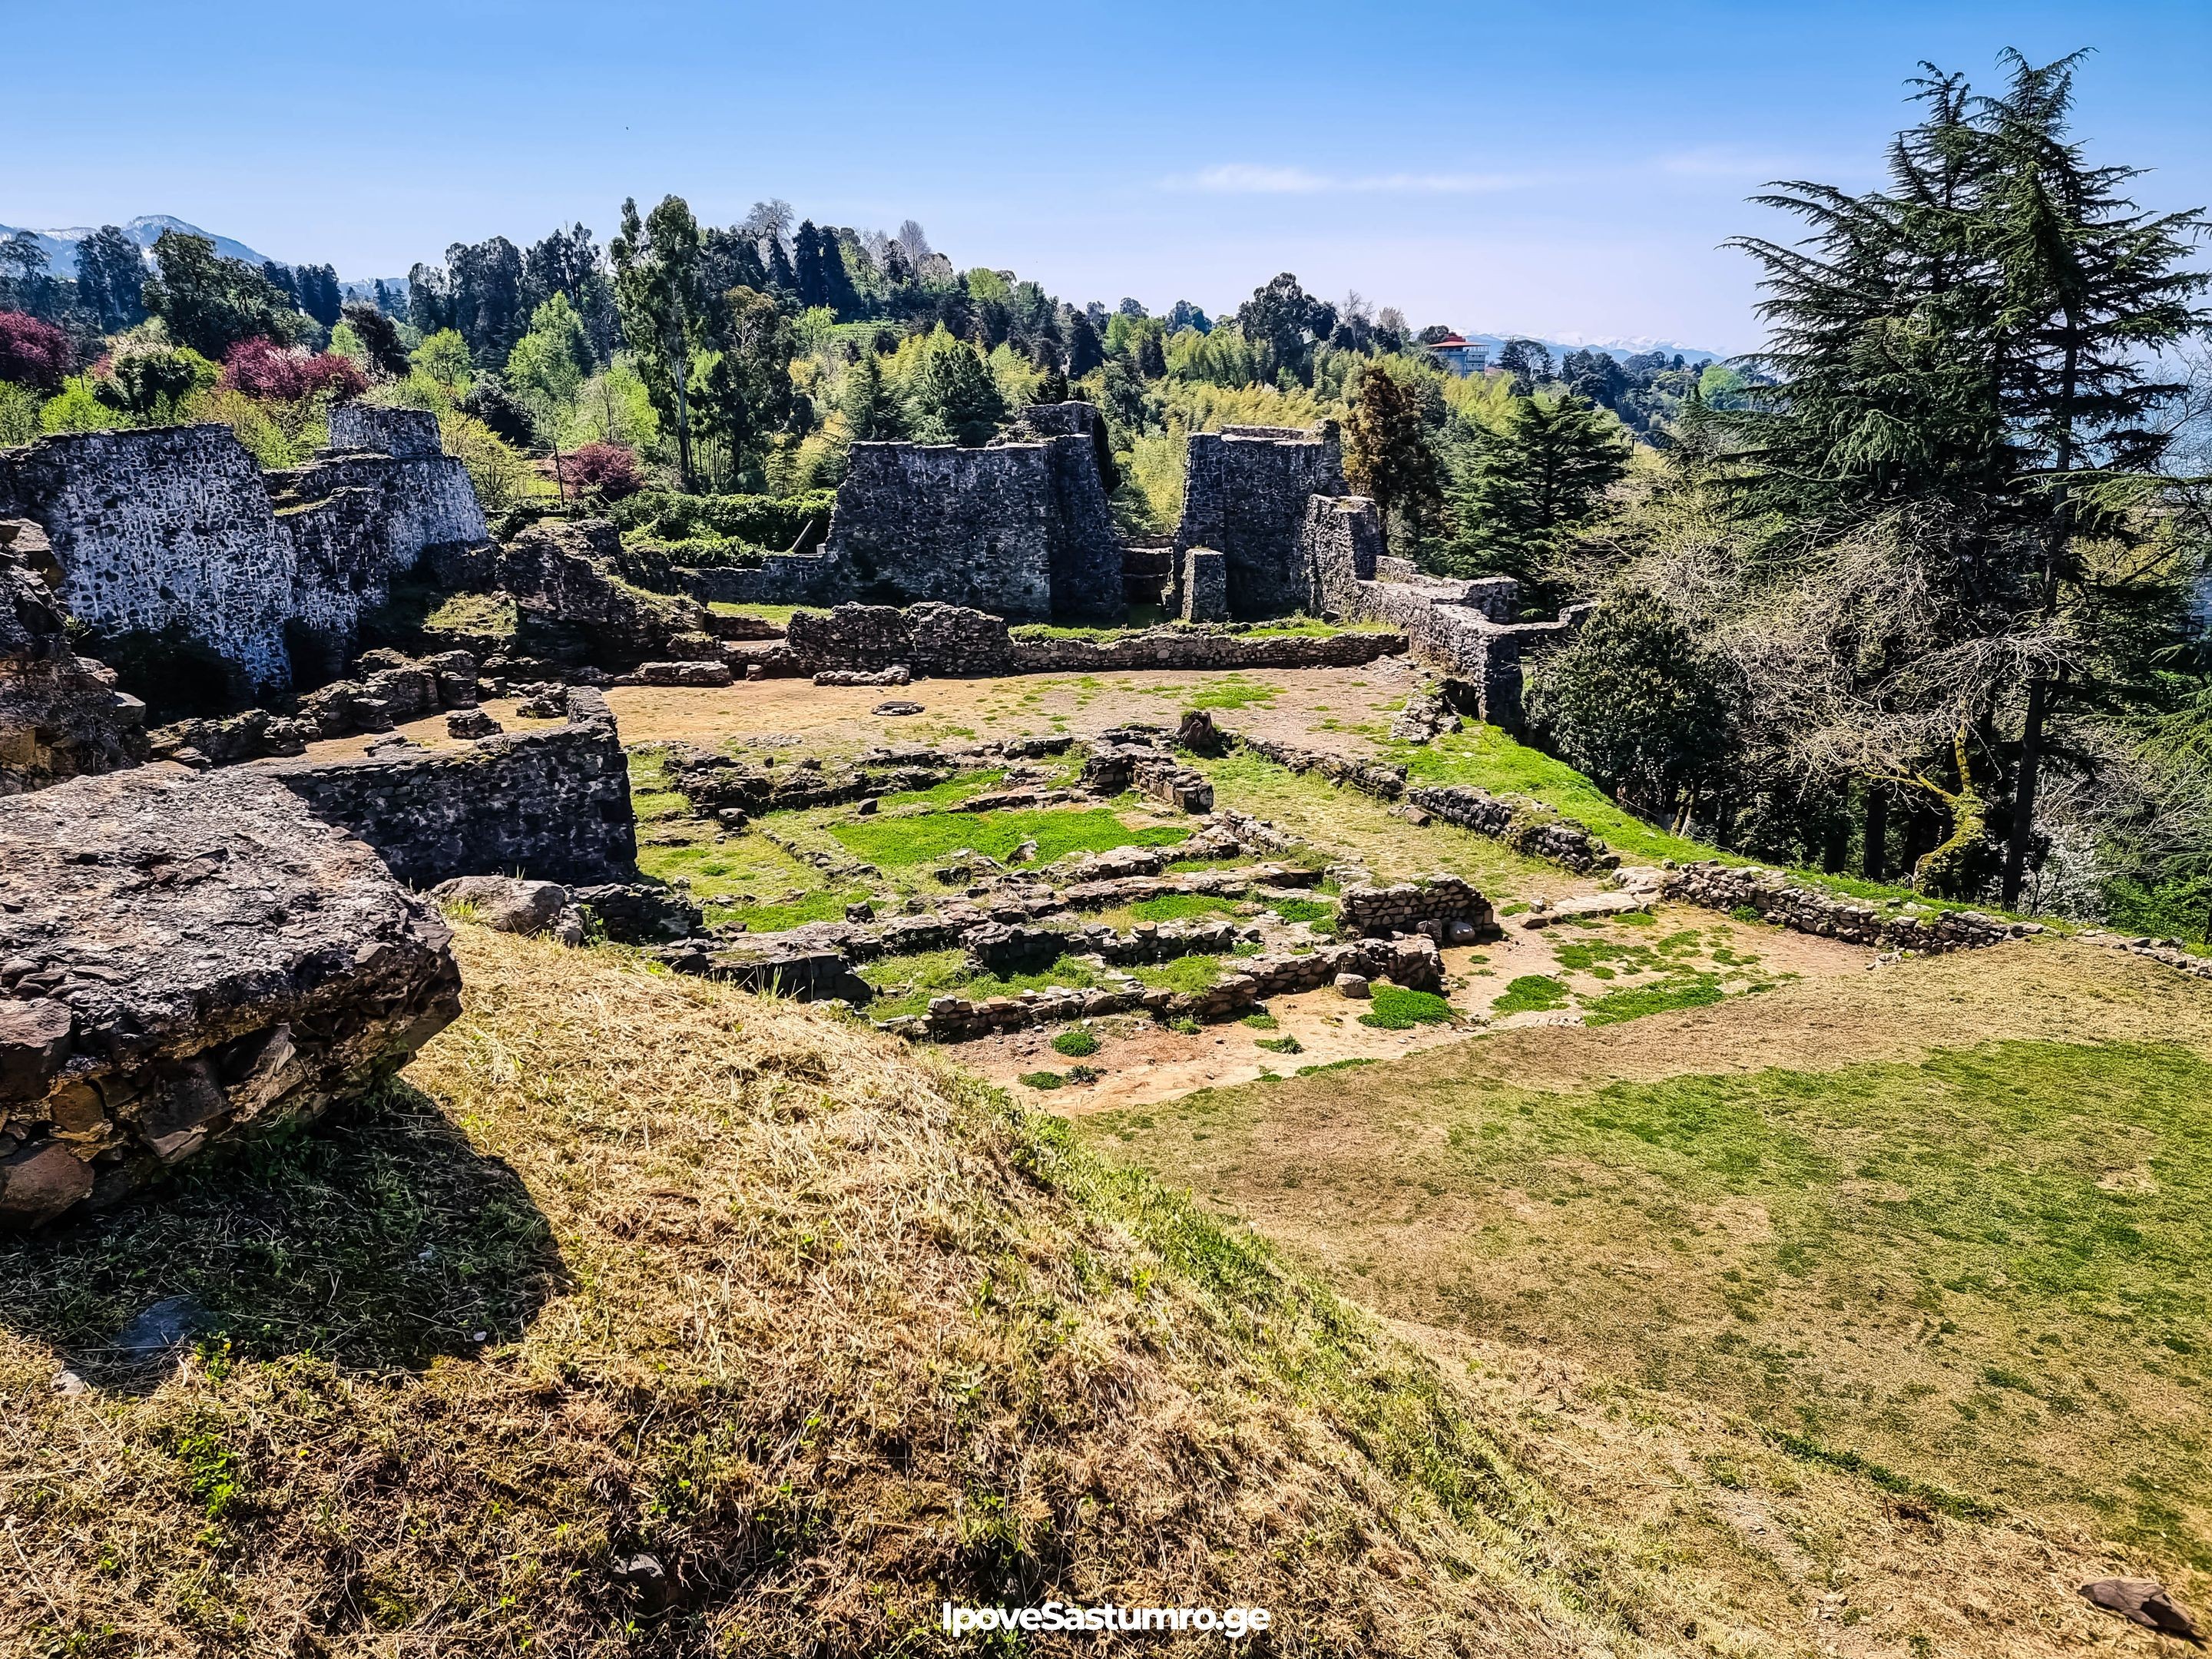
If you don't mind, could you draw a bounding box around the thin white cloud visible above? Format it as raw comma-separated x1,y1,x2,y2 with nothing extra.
1166,164,1530,196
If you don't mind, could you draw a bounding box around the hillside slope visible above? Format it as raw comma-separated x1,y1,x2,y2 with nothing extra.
5,925,1662,1657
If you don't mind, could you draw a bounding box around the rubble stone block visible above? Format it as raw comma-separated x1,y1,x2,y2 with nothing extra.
1180,548,1228,624
0,765,462,1230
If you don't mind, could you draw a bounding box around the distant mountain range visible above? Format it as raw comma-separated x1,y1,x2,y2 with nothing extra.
1454,331,1724,366
0,214,406,295
0,214,273,276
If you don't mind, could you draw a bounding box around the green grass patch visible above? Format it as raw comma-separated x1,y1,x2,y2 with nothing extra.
1177,675,1280,710
1052,1028,1101,1058
1241,1011,1280,1030
1359,985,1456,1029
1257,1035,1305,1055
1134,955,1224,994
1020,1071,1065,1091
1128,892,1240,922
1265,896,1336,929
859,949,1104,1019
1581,973,1728,1025
831,807,1187,869
1492,975,1570,1015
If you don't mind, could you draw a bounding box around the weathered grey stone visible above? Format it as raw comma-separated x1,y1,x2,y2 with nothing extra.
1173,422,1346,617
1333,972,1371,998
264,687,636,887
445,707,502,740
1180,548,1227,623
0,764,462,1230
495,518,717,669
431,876,571,935
0,420,486,690
1,541,147,794
631,659,734,687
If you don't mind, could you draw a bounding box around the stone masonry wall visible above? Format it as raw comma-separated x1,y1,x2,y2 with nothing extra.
823,429,1122,622
265,687,636,886
1300,493,1382,615
0,417,488,690
1174,423,1346,618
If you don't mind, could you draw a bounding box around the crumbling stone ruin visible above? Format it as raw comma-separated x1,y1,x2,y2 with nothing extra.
463,518,720,669
0,764,462,1230
266,687,637,888
2,522,147,794
0,408,488,690
1173,423,1349,617
699,402,1123,621
758,601,1402,681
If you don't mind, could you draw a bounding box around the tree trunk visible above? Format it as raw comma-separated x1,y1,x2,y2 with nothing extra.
1822,786,1850,874
672,352,694,494
1863,785,1888,882
2002,676,2047,907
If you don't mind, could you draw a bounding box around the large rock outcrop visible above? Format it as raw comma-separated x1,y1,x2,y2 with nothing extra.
0,766,462,1230
2,528,148,795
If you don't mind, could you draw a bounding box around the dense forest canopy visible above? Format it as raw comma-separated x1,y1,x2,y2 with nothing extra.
0,49,2204,941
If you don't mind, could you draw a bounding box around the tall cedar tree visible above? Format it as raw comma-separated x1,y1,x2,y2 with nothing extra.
611,197,711,492
838,346,903,440
1726,54,2207,901
1446,395,1630,585
1979,50,2210,903
1343,363,1442,546
905,331,1005,447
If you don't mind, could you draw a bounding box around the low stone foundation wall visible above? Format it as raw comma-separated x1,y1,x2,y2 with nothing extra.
1337,875,1494,939
1405,784,1618,874
880,934,1442,1042
772,601,1406,679
1010,626,1401,674
1657,863,2041,954
266,687,636,887
1226,730,1620,876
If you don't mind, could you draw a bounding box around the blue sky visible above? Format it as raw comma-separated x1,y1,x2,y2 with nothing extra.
7,1,2208,352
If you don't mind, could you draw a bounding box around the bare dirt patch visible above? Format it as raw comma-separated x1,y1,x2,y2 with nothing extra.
604,661,1423,753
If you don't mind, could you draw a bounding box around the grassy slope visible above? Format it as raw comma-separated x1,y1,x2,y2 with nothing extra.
2,926,1673,1657
1081,938,2212,1634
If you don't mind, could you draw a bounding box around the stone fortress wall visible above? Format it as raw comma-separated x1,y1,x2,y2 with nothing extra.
0,406,487,690
692,402,1123,622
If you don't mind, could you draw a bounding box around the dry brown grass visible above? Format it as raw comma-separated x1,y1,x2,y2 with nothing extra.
2,924,1688,1657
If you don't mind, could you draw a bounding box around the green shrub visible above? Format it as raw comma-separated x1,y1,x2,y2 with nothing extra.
1240,1011,1280,1029
1729,904,1764,924
1052,1028,1101,1058
1019,1071,1065,1091
1167,1016,1200,1035
610,487,837,550
1359,985,1456,1029
1257,1035,1304,1055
